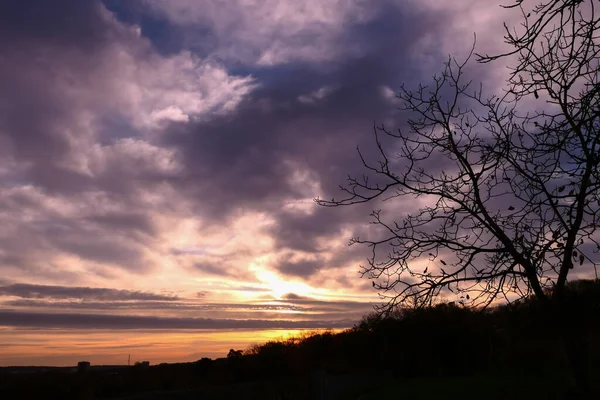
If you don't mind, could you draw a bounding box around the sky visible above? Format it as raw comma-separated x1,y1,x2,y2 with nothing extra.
0,0,524,366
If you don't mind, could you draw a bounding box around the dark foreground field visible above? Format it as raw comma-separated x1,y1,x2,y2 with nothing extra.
4,366,598,400
2,280,599,400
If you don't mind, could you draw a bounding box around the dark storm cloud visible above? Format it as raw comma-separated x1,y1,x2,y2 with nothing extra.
0,0,110,50
0,0,111,177
86,212,157,236
0,283,178,301
101,0,217,57
0,210,150,271
2,293,373,314
0,218,150,279
0,0,176,197
193,262,232,277
3,299,304,312
269,206,359,254
171,248,256,278
164,4,443,218
269,206,381,278
9,296,371,312
54,238,144,267
0,310,354,330
0,0,496,283
156,4,463,279
280,293,374,312
275,258,325,278
0,0,164,276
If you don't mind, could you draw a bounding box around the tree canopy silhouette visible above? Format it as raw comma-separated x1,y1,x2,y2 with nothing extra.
317,0,600,312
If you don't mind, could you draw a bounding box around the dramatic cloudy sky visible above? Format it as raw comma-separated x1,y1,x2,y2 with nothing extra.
0,0,524,366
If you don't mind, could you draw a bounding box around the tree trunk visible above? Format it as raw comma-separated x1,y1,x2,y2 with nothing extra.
552,300,590,399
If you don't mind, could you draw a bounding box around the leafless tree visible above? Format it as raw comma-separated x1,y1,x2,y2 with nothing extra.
317,0,599,312
318,0,599,394
317,2,599,393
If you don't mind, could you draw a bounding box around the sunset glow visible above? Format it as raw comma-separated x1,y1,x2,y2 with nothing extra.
5,0,596,367
0,328,341,367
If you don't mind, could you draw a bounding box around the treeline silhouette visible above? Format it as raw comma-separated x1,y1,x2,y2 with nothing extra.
2,279,599,399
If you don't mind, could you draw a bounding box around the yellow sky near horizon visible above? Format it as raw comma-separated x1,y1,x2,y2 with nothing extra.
0,328,346,367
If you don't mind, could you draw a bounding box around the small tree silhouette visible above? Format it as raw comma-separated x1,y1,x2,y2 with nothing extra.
227,349,243,359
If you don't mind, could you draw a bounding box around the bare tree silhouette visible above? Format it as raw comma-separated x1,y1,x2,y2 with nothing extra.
317,2,599,393
318,0,599,311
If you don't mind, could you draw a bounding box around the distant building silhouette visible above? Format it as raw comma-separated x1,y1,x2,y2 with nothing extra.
77,361,90,373
134,361,150,368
